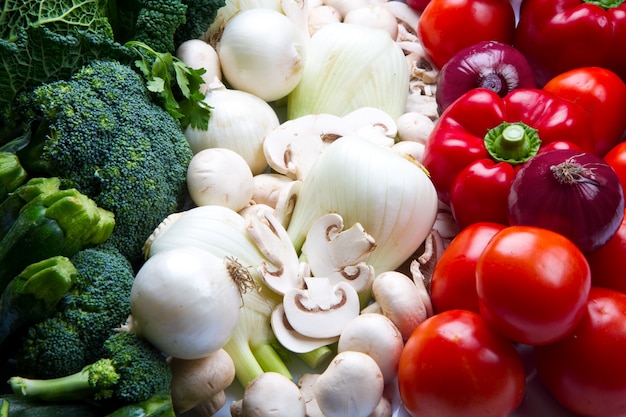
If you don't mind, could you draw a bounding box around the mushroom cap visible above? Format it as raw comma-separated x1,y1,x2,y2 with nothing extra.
337,313,404,383
242,372,306,417
314,351,384,417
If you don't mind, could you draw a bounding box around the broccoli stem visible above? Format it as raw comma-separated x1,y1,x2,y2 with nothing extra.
9,359,120,402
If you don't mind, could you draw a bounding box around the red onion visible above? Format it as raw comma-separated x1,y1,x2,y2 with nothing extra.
436,40,536,114
508,149,625,253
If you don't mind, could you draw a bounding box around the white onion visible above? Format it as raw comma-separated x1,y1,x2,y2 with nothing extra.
129,247,245,360
217,8,307,102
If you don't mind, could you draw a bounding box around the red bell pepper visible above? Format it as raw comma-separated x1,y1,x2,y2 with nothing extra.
543,67,626,156
514,0,626,87
422,87,595,225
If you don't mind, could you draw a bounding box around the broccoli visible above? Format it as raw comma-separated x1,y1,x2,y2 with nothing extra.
9,330,172,407
15,245,135,379
0,256,76,348
13,59,193,267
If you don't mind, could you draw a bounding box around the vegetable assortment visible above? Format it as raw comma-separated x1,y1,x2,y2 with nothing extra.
2,0,626,416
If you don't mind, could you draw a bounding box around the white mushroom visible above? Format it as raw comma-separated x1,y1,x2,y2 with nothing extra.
361,270,431,340
297,373,325,417
263,113,354,180
302,213,376,294
337,313,404,384
242,372,306,417
186,148,254,212
282,276,360,338
343,4,399,40
307,5,342,35
396,111,435,144
245,208,304,295
314,350,384,417
250,173,296,209
392,140,425,163
270,303,339,353
168,348,236,414
341,107,398,146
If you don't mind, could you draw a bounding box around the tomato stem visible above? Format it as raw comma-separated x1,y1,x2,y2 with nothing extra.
484,122,541,164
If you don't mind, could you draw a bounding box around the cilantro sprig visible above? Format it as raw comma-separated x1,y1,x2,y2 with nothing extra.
125,41,211,130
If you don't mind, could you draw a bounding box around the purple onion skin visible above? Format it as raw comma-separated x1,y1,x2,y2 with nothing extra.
436,40,536,114
508,149,625,253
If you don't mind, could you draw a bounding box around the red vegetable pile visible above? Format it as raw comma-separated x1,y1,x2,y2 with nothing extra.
398,0,626,416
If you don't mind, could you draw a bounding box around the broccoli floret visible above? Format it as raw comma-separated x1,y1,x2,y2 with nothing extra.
15,246,135,379
9,330,171,407
0,256,76,347
15,60,193,267
174,0,226,48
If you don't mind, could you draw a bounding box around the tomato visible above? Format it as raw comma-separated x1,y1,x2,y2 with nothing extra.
534,287,626,417
417,0,516,69
586,209,626,294
476,226,591,345
430,222,505,314
397,309,525,417
604,141,626,193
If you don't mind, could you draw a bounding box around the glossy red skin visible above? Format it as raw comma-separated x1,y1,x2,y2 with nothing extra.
514,0,626,87
586,210,626,294
450,159,516,229
543,67,626,157
476,225,592,345
417,0,516,69
430,222,505,314
405,0,431,12
422,88,595,205
534,287,626,417
398,309,525,417
604,141,626,193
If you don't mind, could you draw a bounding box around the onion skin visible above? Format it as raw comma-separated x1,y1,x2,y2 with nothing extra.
508,149,625,253
436,41,536,114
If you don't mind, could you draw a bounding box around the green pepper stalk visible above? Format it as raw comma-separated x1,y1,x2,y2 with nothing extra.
484,121,541,164
0,179,115,290
0,256,76,346
0,152,27,202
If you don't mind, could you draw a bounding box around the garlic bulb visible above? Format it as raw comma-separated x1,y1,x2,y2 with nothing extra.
184,79,280,175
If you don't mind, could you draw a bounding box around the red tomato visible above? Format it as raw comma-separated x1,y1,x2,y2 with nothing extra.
534,287,626,417
397,309,525,417
417,0,516,69
586,209,626,294
430,222,505,314
476,226,591,345
604,141,626,193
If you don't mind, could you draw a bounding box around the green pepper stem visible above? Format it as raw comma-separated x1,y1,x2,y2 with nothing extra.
484,122,541,164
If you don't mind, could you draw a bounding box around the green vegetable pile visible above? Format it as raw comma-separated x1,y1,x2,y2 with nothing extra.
0,0,225,415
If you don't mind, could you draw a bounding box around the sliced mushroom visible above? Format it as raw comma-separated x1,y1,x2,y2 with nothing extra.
263,113,353,180
273,178,302,229
302,213,376,294
251,173,296,208
271,304,339,353
245,208,304,295
282,276,360,338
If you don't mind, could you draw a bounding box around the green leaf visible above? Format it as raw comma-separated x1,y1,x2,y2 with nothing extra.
146,78,166,93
